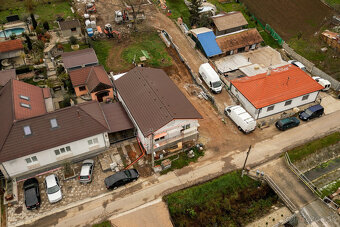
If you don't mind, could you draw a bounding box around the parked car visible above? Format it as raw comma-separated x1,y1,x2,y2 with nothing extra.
105,169,139,190
299,104,324,121
79,159,94,184
312,76,331,91
275,117,300,131
199,63,223,93
224,105,256,134
288,60,307,72
23,178,41,210
45,174,62,203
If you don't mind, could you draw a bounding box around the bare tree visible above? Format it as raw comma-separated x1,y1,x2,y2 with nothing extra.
121,0,145,31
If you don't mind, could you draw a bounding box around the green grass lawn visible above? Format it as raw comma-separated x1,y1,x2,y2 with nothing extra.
165,171,279,226
92,220,112,227
321,179,340,198
155,146,204,175
121,32,172,68
0,0,73,27
287,132,340,163
325,0,340,11
90,40,112,71
166,0,191,26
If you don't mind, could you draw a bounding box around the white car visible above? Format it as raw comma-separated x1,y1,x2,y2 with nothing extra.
288,60,307,72
312,76,331,91
45,174,62,203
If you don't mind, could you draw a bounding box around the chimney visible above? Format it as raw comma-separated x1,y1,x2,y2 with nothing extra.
266,67,272,76
76,109,80,119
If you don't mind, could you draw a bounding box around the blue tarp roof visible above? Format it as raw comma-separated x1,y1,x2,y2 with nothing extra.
197,31,222,57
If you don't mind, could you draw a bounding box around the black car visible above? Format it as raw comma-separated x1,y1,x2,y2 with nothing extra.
299,104,324,121
104,169,139,190
23,178,41,210
275,117,300,131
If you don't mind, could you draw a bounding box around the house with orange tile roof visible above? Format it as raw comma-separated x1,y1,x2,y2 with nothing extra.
0,39,24,60
69,65,114,102
230,64,324,119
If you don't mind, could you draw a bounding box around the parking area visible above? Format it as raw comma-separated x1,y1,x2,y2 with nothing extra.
6,139,151,226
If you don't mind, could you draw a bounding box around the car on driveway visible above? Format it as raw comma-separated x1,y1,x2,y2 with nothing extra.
23,178,41,210
79,159,94,184
275,117,300,131
299,104,324,121
105,169,139,190
312,76,331,91
288,60,307,72
45,174,62,203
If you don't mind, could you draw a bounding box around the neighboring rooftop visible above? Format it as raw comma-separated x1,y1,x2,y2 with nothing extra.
101,102,134,133
216,28,263,53
69,65,112,92
0,39,24,53
58,19,81,30
321,30,339,40
114,67,202,137
231,65,324,108
0,69,16,87
212,11,248,32
61,48,98,69
0,101,109,162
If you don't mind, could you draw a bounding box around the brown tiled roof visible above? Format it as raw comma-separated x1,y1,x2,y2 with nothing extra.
69,65,112,92
100,102,134,133
0,69,16,87
59,19,81,30
61,48,98,69
216,28,263,53
0,39,24,53
212,11,248,32
0,102,109,162
114,67,202,137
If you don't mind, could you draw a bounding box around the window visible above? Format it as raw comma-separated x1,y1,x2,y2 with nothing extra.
284,100,292,106
71,27,76,32
182,124,190,130
54,146,72,156
19,95,30,101
302,95,309,101
88,138,99,146
79,86,86,91
25,156,38,164
23,126,32,136
155,136,165,142
20,103,31,109
50,118,58,128
267,106,274,112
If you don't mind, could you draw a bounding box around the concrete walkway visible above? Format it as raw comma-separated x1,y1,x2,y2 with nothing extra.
16,110,340,227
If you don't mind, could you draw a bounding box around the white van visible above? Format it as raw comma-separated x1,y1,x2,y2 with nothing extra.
224,105,256,134
199,63,222,93
312,76,331,91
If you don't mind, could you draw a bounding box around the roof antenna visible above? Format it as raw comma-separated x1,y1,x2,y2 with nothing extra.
286,76,290,86
77,110,81,119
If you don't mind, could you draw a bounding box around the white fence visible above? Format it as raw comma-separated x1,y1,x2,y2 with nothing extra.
282,42,340,91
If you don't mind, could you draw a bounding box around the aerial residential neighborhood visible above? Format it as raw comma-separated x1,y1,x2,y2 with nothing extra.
0,0,339,227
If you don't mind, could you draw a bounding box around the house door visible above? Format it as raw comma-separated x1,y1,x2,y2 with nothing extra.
96,91,109,102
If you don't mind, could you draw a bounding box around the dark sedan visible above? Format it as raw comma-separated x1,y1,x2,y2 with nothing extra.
105,169,139,190
23,178,41,210
275,117,300,131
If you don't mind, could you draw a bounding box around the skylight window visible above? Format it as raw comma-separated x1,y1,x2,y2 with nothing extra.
50,118,58,128
19,95,30,101
23,126,32,136
20,103,31,109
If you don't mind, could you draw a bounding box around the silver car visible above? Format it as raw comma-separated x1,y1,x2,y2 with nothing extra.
45,174,62,203
79,159,94,184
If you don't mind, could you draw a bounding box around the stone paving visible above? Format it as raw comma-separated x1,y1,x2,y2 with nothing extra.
6,139,150,227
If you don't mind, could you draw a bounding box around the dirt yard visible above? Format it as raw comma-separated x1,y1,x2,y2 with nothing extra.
241,0,335,40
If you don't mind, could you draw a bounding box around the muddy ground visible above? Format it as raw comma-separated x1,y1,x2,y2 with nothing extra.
241,0,335,40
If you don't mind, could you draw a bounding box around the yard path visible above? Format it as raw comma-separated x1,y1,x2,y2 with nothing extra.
149,11,205,74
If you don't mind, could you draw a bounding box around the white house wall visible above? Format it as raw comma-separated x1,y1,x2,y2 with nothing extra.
257,91,319,119
231,84,319,119
2,133,108,178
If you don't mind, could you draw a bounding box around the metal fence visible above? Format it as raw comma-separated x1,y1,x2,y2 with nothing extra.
283,42,340,91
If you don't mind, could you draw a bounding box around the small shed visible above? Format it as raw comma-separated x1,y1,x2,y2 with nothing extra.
189,28,222,58
58,19,82,38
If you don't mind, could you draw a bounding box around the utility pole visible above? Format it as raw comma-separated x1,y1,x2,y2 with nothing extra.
241,145,252,177
150,131,154,168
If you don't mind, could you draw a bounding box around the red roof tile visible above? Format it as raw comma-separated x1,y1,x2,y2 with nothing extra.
42,87,51,98
231,65,324,108
0,69,16,86
0,39,24,53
